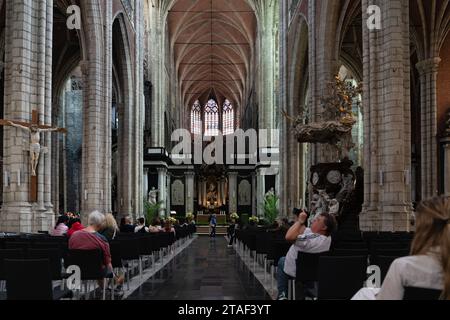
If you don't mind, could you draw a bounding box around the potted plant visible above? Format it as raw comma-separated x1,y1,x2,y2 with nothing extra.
263,193,279,225
186,212,195,223
144,200,163,226
248,216,259,225
230,212,239,222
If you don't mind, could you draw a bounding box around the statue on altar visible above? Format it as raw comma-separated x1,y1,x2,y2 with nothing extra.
206,183,217,207
265,187,275,199
148,187,159,205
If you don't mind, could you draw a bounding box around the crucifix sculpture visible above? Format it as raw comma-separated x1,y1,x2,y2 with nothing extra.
0,110,67,202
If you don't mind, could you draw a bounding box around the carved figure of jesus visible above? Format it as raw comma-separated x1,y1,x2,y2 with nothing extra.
6,120,66,176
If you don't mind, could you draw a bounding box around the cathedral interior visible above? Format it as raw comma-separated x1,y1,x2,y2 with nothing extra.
0,0,449,302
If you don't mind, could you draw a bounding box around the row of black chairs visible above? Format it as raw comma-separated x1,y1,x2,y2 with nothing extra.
0,225,196,300
235,229,440,300
294,252,442,300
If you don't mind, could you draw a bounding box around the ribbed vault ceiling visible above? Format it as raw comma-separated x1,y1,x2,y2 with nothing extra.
168,0,257,110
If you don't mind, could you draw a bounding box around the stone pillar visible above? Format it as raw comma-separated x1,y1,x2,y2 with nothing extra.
42,0,54,230
166,173,171,213
256,169,266,218
143,168,149,203
416,58,441,199
0,0,53,232
252,172,257,215
185,172,195,214
360,0,413,231
198,179,202,206
442,137,450,196
257,1,279,131
221,179,227,207
157,168,167,217
308,0,341,164
132,2,145,217
150,8,166,148
228,172,238,214
81,1,111,218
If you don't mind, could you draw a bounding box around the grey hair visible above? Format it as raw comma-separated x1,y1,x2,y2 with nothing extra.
88,210,105,227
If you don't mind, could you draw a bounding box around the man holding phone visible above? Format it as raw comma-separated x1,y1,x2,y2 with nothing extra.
277,209,337,300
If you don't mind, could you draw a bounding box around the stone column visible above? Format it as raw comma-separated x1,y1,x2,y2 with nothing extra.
360,0,413,231
0,0,53,232
166,173,171,214
416,58,441,199
252,172,257,215
257,1,279,131
157,168,167,217
81,1,111,218
256,169,266,218
221,179,227,207
442,138,450,196
198,178,202,206
185,172,195,214
42,0,54,230
228,172,238,214
143,168,149,203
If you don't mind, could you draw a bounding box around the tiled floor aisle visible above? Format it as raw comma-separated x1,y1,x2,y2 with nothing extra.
127,236,271,300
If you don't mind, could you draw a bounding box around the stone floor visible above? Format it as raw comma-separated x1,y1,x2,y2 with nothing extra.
127,236,271,300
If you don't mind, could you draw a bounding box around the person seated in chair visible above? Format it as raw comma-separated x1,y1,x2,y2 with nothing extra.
69,211,124,289
134,217,149,233
352,196,449,300
50,215,69,237
119,216,135,233
277,211,337,300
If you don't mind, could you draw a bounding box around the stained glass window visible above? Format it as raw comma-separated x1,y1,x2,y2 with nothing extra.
191,100,202,135
205,99,219,136
222,99,234,135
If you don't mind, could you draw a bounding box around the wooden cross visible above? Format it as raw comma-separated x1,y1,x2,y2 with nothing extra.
0,110,67,202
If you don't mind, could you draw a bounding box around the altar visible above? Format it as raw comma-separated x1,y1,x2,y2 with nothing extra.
196,214,227,225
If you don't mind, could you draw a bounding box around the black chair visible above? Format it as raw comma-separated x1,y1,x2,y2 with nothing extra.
27,249,64,281
118,238,142,281
333,249,369,257
370,249,409,266
0,249,24,285
403,287,442,300
334,242,368,250
318,256,367,300
66,249,113,300
4,242,30,252
5,259,71,300
295,252,328,300
371,255,397,283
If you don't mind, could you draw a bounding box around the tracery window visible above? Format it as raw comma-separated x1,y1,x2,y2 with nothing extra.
222,99,234,135
204,99,219,136
191,100,202,135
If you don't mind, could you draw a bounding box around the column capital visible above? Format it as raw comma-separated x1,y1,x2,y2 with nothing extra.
228,172,239,178
416,57,441,74
184,171,195,177
157,167,168,174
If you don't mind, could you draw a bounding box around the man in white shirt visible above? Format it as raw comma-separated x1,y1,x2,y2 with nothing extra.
277,211,337,300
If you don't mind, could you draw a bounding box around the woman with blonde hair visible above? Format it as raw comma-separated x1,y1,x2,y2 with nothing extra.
100,213,120,241
353,196,449,300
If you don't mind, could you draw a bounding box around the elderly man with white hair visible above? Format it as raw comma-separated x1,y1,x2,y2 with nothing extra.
69,210,124,290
